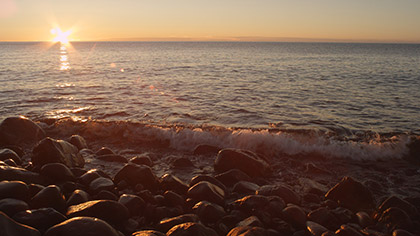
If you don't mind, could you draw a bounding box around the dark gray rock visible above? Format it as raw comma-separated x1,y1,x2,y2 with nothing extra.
233,195,269,213
30,185,66,213
256,184,301,205
325,176,375,211
215,169,251,187
335,224,363,236
44,216,120,236
282,205,307,229
129,155,153,167
378,207,412,231
0,180,29,201
78,169,103,186
114,164,159,191
188,181,225,205
232,181,260,195
166,222,218,236
190,175,227,193
66,189,90,207
215,149,270,177
355,211,373,228
0,148,22,164
0,211,41,236
66,200,129,225
13,207,67,233
160,174,189,195
89,177,115,194
193,201,226,223
96,190,119,201
378,196,418,217
32,137,85,168
158,214,200,233
307,207,340,230
118,194,145,217
0,165,46,185
40,163,75,182
0,117,45,145
163,190,185,208
68,135,88,150
0,198,29,217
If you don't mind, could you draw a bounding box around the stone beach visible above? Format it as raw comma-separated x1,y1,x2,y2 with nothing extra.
0,116,419,236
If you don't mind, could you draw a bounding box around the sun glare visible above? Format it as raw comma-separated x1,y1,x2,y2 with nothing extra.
51,27,72,44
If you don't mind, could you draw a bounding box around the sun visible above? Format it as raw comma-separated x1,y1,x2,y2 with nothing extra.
51,27,72,44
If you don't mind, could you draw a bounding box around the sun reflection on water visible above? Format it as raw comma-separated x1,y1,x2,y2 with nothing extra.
59,44,71,71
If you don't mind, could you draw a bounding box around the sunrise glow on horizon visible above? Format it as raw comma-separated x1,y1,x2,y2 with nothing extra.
1,0,420,43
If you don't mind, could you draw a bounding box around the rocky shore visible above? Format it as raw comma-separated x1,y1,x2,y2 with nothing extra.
0,116,419,236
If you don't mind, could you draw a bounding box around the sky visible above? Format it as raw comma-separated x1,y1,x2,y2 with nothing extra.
1,0,420,43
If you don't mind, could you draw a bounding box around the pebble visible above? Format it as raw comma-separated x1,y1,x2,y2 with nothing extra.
166,222,218,236
193,200,226,223
282,204,307,229
129,155,153,167
160,173,189,195
214,148,269,177
0,116,45,145
256,184,301,205
66,189,90,207
227,226,268,236
68,135,88,150
89,177,115,194
187,181,225,205
114,163,159,191
13,207,67,233
118,194,146,217
0,148,22,164
0,198,29,216
66,200,129,225
0,211,41,236
40,163,75,182
132,230,165,236
158,214,200,233
215,169,251,187
0,180,29,201
306,221,328,236
30,185,66,213
44,216,120,236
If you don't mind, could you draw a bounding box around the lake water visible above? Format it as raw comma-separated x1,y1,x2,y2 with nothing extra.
1,42,419,159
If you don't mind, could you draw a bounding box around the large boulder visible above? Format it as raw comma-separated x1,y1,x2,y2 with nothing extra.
325,176,375,211
32,138,85,168
214,149,270,177
0,165,46,185
44,216,120,236
66,200,129,225
113,164,159,191
0,211,41,236
0,117,45,145
13,207,67,233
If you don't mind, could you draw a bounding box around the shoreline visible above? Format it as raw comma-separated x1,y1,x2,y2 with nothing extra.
1,116,419,235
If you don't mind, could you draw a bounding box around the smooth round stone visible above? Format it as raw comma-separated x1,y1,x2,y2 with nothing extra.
30,185,66,213
232,181,260,195
78,169,102,186
129,155,153,167
68,135,88,150
96,147,115,156
66,200,129,225
214,148,269,177
13,207,67,233
193,144,221,155
158,214,200,233
40,163,75,182
44,216,120,236
96,190,118,201
190,175,227,192
118,194,145,217
66,189,90,207
192,201,226,223
0,211,40,236
0,198,29,217
237,216,264,228
89,177,115,194
160,173,189,195
113,164,159,191
355,211,373,228
0,148,22,164
306,221,328,236
187,181,225,205
215,169,251,188
163,190,185,208
132,230,165,236
166,222,217,236
233,195,269,212
282,205,307,229
256,184,301,205
0,180,29,201
0,116,45,145
393,229,415,236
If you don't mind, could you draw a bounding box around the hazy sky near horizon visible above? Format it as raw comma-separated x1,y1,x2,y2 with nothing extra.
1,0,420,42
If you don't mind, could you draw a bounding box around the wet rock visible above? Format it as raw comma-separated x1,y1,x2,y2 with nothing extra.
68,135,88,150
378,207,412,231
70,168,87,178
13,207,67,233
237,216,264,228
96,190,119,201
158,214,200,233
193,201,226,223
392,229,415,236
190,175,227,192
130,155,153,167
215,169,251,187
97,154,128,163
132,230,165,236
0,198,29,216
187,181,225,205
118,194,145,217
32,137,85,168
0,211,41,236
325,176,375,211
193,144,221,155
215,149,270,177
89,177,115,194
232,181,260,195
67,189,90,207
0,148,22,164
66,200,129,225
171,156,195,168
114,164,159,191
160,174,189,195
233,195,270,213
3,158,18,167
166,222,218,236
44,216,120,236
330,207,353,226
28,184,44,199
355,211,373,228
96,147,115,156
0,165,46,184
0,180,29,201
378,196,418,217
306,221,328,236
79,169,104,186
2,145,24,158
335,224,362,236
266,196,286,217
30,185,66,213
307,207,340,230
282,204,307,228
40,163,75,182
164,190,185,208
256,184,301,205
0,116,45,145
227,226,268,236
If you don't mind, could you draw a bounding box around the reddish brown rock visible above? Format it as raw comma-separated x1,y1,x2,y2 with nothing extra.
306,221,328,236
118,194,145,217
30,185,66,213
0,148,22,164
114,164,159,191
256,184,301,205
132,230,165,236
282,205,307,228
68,135,88,150
13,207,67,233
215,149,269,177
166,222,217,236
0,117,45,145
187,181,225,205
66,200,129,225
192,201,226,223
160,174,189,195
44,216,120,236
